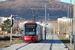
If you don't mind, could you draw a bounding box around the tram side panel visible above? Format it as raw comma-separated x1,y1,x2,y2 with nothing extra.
37,24,43,41
39,25,43,40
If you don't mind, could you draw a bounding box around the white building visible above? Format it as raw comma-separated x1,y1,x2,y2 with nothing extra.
0,17,12,25
0,17,4,25
19,21,28,30
58,17,73,23
57,17,73,33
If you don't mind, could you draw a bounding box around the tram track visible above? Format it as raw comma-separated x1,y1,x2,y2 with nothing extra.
16,43,30,50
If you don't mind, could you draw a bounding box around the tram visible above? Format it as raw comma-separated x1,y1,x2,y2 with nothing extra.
23,23,43,42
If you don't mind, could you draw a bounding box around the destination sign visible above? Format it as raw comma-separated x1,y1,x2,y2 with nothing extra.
26,24,35,26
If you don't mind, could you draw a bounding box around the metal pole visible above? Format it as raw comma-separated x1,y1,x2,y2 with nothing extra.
16,17,20,31
44,4,46,40
71,19,73,38
47,15,51,35
17,18,18,31
16,17,18,31
67,5,69,34
50,22,51,35
47,14,49,22
73,0,75,49
33,15,35,22
48,14,49,34
54,26,55,35
58,20,59,34
67,5,69,18
10,15,12,44
70,0,72,46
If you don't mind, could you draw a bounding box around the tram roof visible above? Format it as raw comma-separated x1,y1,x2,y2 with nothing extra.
24,23,36,25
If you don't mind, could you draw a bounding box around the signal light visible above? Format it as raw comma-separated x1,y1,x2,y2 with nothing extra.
11,15,14,27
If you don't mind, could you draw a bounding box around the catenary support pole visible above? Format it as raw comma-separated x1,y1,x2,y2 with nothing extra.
44,4,46,40
10,15,13,44
70,0,72,46
73,0,75,50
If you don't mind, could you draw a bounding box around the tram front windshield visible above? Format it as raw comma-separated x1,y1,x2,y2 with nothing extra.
25,24,36,36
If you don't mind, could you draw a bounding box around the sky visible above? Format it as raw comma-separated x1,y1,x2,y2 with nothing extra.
0,0,74,5
0,0,5,1
60,0,74,5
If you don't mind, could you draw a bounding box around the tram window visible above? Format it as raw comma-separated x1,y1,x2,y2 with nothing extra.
25,24,36,35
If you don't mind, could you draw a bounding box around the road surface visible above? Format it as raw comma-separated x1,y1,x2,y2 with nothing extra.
0,35,68,50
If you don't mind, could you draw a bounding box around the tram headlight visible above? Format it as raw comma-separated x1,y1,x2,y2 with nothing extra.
25,38,26,40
